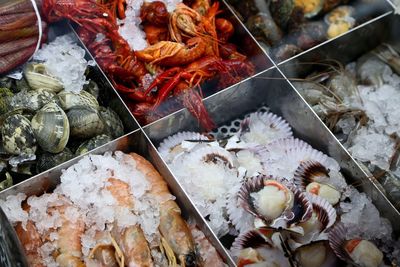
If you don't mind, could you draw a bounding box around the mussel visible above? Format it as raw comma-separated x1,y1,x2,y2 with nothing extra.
1,114,37,155
67,106,104,139
31,102,70,154
246,12,283,46
24,62,63,93
0,88,13,114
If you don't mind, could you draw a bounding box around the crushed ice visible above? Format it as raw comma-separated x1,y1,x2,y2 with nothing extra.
33,34,95,93
118,0,182,51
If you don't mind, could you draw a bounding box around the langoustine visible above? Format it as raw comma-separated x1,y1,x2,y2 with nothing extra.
0,152,225,266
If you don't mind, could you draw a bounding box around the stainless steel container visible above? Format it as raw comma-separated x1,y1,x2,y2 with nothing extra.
1,1,399,265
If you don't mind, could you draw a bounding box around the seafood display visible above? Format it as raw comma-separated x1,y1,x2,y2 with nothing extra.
39,0,256,130
0,0,48,74
158,109,399,266
227,0,389,62
291,43,400,209
0,151,225,266
0,34,125,190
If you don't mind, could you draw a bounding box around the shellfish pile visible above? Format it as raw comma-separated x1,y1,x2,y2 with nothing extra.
0,35,124,190
159,108,399,266
293,43,400,209
228,0,386,62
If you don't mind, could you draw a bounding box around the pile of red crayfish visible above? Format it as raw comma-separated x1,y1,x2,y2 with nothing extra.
41,0,255,130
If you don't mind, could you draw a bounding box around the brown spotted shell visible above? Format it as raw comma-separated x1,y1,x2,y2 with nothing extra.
67,106,104,139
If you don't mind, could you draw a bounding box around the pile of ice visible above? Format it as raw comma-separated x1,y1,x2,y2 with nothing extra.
0,152,163,263
118,0,182,51
33,34,94,93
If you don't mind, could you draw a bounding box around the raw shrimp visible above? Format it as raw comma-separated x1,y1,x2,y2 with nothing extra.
130,153,197,267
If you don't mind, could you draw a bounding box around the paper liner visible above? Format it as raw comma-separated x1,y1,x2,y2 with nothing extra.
158,131,209,162
238,111,293,146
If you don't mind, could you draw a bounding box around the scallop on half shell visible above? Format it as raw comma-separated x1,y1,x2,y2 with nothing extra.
31,102,69,153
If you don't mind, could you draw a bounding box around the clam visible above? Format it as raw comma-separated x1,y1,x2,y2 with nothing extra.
273,44,302,62
31,102,69,154
329,224,384,267
14,77,30,93
83,80,100,99
0,88,13,115
294,160,341,205
269,0,295,30
57,90,99,111
24,62,63,93
36,148,74,173
99,107,124,138
75,134,112,156
0,172,13,191
67,106,104,139
1,114,37,155
238,175,312,231
0,77,12,89
11,89,55,113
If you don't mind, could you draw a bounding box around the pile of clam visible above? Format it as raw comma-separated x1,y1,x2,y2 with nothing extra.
158,110,396,266
0,62,124,188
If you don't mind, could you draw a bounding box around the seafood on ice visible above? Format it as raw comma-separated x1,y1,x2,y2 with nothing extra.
40,0,255,130
293,44,400,208
158,109,399,266
0,151,225,266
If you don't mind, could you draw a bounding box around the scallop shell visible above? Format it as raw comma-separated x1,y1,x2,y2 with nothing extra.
31,102,70,153
293,160,330,190
238,111,293,146
307,193,337,231
67,106,104,139
232,228,294,267
158,131,210,162
1,114,37,155
238,175,307,226
227,183,255,233
57,90,99,111
328,223,351,262
99,107,124,138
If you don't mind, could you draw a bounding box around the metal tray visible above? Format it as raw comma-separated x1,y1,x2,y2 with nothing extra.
144,66,400,242
0,129,235,266
70,0,273,127
278,12,400,211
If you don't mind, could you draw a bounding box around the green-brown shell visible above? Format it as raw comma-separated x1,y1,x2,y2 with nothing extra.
83,80,100,99
270,0,295,29
12,90,55,112
67,106,104,139
75,134,112,156
1,114,37,155
99,107,124,138
246,13,283,46
0,88,13,115
36,148,74,173
31,102,70,153
57,90,99,111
